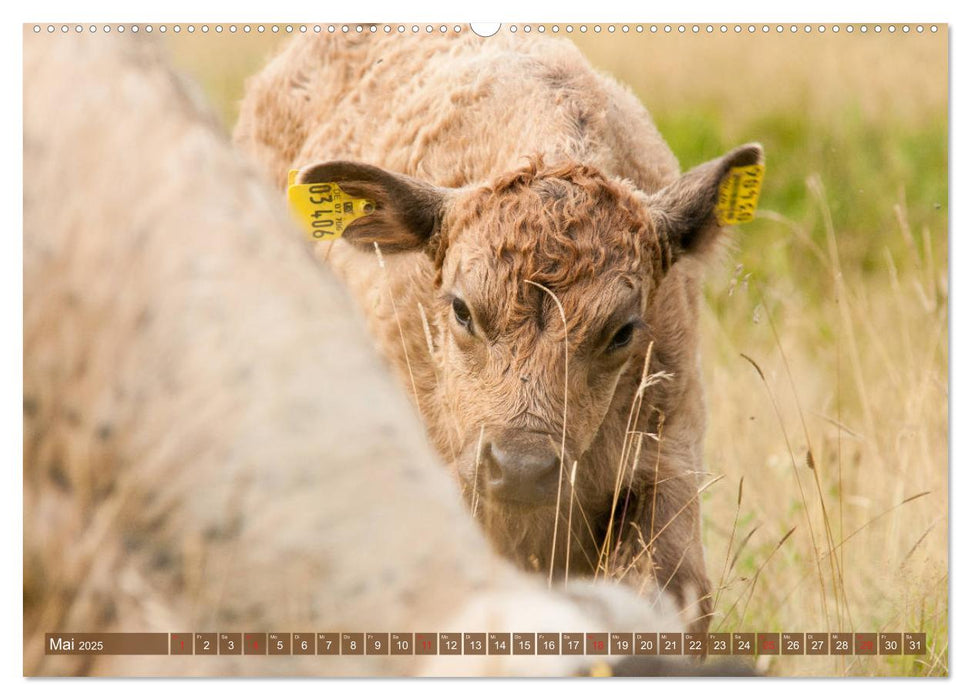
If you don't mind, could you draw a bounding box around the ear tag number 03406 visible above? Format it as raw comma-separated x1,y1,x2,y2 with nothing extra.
715,163,764,226
287,169,376,241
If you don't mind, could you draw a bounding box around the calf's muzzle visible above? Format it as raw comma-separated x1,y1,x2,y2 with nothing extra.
480,429,563,506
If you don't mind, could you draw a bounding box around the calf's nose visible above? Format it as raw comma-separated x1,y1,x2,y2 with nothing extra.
482,432,561,504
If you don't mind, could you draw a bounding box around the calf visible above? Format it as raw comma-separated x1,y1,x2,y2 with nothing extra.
236,31,763,633
24,30,687,677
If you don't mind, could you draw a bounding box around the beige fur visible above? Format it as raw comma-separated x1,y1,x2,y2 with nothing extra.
236,31,763,634
23,32,688,677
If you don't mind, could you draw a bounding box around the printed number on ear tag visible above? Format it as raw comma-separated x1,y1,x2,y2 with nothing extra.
287,169,376,241
716,163,764,226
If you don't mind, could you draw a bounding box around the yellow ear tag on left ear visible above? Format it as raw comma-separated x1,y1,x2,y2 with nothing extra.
715,163,764,226
286,169,376,241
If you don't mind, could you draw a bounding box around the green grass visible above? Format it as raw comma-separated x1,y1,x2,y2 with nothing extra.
659,109,948,297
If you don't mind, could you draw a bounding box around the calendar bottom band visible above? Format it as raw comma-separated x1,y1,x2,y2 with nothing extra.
44,632,927,657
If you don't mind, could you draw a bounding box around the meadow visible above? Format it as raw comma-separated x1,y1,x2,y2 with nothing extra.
165,25,948,676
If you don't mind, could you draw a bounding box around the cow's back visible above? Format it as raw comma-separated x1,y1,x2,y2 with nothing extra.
234,32,679,193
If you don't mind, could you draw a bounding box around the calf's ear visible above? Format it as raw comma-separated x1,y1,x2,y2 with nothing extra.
295,161,448,253
647,143,764,261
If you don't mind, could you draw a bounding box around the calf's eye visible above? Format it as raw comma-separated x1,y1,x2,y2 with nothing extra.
452,297,474,333
607,322,636,351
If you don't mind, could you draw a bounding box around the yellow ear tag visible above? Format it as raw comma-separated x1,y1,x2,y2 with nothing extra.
286,170,376,241
715,163,764,226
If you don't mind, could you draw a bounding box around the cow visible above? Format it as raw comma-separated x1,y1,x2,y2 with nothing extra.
23,30,699,677
235,31,763,634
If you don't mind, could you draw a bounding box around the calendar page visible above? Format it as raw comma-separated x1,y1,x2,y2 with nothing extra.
22,19,948,680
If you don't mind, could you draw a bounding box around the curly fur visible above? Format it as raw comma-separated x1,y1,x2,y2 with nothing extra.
234,31,751,634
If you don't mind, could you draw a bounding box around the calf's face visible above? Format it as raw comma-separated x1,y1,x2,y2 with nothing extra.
296,146,761,511
435,164,660,508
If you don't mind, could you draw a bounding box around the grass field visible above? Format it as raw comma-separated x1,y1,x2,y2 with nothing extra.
164,26,948,676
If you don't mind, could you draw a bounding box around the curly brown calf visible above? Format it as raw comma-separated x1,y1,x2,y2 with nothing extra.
24,30,698,677
236,31,764,634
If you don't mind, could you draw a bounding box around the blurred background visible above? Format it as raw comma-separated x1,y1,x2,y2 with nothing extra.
164,26,948,676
